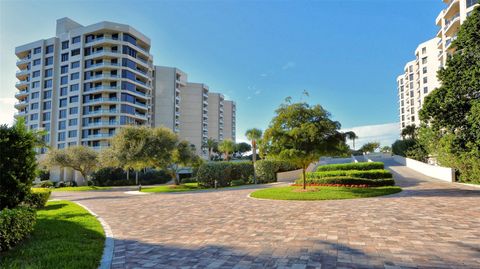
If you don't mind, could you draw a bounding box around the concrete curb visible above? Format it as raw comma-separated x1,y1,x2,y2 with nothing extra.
75,202,114,269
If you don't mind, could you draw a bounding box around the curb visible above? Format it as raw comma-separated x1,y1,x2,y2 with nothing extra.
75,202,114,269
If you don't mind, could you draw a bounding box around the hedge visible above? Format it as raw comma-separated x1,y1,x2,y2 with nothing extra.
23,189,51,209
255,160,299,183
0,206,37,252
295,176,395,187
316,162,384,172
91,168,171,186
306,169,393,180
197,161,254,188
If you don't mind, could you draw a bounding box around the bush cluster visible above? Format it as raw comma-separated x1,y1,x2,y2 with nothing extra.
295,176,395,187
91,168,171,186
316,162,384,172
23,189,51,209
255,160,299,183
0,206,37,252
307,169,393,180
196,161,254,188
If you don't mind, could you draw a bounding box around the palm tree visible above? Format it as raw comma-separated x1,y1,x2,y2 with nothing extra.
401,124,417,139
204,138,218,160
245,128,263,184
218,139,235,161
344,131,358,150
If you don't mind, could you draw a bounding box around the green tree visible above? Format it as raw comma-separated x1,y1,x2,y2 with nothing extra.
0,119,39,209
401,124,417,139
419,7,480,181
45,146,98,184
245,128,263,163
344,131,358,150
204,138,218,160
380,146,392,153
235,142,251,157
218,139,236,161
360,142,380,153
262,101,347,189
145,127,178,172
170,141,198,185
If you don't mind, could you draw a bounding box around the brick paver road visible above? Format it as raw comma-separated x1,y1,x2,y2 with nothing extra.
53,160,480,269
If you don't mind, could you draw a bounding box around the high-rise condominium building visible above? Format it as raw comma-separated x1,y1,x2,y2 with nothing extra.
207,92,224,141
14,17,153,154
396,0,478,132
223,100,236,141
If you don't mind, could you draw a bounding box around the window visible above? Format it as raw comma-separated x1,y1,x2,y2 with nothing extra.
68,142,77,146
422,67,427,74
123,33,137,45
44,68,53,78
62,41,69,50
43,101,51,110
467,0,478,8
32,81,40,88
42,112,50,121
422,57,427,64
43,90,52,99
30,113,38,120
72,36,80,44
70,72,79,80
45,56,53,66
71,48,80,56
33,59,41,66
61,53,68,62
59,98,67,107
44,79,52,88
33,47,41,54
30,124,38,130
57,143,65,149
69,107,78,115
70,84,79,92
61,65,68,74
69,96,78,103
68,130,77,138
424,87,428,94
59,109,67,119
61,76,68,85
422,47,426,54
31,103,39,110
32,70,40,78
71,61,80,69
423,77,428,83
58,121,66,130
46,45,54,54
60,87,68,96
69,119,78,126
31,92,39,99
58,132,66,142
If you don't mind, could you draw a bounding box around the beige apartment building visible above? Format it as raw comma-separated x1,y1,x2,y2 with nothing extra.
223,100,236,141
207,92,224,141
13,18,236,182
397,0,478,132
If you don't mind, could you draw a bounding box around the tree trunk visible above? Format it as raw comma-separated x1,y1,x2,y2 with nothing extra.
135,170,139,185
302,166,306,190
353,138,355,150
126,169,130,182
252,143,257,184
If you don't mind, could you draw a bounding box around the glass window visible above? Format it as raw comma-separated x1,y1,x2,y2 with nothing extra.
70,72,79,80
61,53,68,62
61,76,68,85
44,79,52,88
424,87,428,94
46,45,54,54
422,67,427,74
43,112,51,121
123,33,137,45
57,143,65,149
72,36,80,44
58,132,66,142
31,92,39,99
62,41,69,50
59,98,67,107
58,121,66,130
44,68,53,78
33,59,41,66
423,77,428,83
43,90,52,99
61,65,68,74
71,48,80,56
60,87,68,96
43,101,51,110
32,81,40,88
45,56,53,66
68,118,78,126
30,124,38,130
70,84,79,92
33,47,41,54
69,96,78,103
30,113,38,120
71,61,80,68
59,109,67,119
68,130,77,138
30,103,39,110
69,107,78,115
32,70,40,78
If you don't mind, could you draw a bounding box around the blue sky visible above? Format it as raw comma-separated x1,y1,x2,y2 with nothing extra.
0,0,444,146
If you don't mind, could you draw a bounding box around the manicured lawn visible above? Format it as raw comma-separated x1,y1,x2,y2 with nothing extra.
141,182,201,193
0,201,105,269
250,186,402,201
32,186,111,192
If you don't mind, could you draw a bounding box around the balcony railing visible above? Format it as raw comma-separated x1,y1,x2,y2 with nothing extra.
16,56,30,65
86,62,120,69
84,97,119,104
83,121,119,127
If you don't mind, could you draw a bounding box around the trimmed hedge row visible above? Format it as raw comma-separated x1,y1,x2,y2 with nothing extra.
295,176,395,187
306,169,393,180
23,189,51,209
0,206,37,252
255,160,300,183
92,168,171,186
197,161,254,188
316,162,384,172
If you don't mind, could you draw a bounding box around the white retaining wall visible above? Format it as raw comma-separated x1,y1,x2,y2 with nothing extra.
392,155,456,182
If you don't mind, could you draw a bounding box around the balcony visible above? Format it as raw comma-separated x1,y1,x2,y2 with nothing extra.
15,89,29,98
14,100,28,109
16,69,29,79
85,62,120,70
444,0,459,18
86,49,119,59
15,80,29,90
84,109,119,115
85,36,119,45
83,97,119,104
14,110,27,117
84,85,120,93
84,133,113,139
16,56,30,67
83,121,120,127
85,74,119,82
444,13,460,36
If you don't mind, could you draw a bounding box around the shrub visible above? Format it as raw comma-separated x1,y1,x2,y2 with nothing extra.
295,176,395,187
231,179,246,186
181,177,197,184
56,181,66,188
0,120,38,210
87,180,94,186
138,170,171,185
196,161,254,188
255,160,299,183
307,169,393,180
0,206,37,252
392,139,417,157
316,162,384,172
23,189,51,209
37,169,50,181
91,168,171,186
39,180,53,188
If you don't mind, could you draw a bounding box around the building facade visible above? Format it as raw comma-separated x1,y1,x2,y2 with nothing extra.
207,92,224,142
223,100,236,141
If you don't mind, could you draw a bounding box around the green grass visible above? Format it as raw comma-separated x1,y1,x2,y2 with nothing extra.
250,186,402,201
461,181,480,185
0,201,105,269
141,182,201,193
32,186,111,192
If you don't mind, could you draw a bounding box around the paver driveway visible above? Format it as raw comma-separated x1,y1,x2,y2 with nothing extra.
53,160,480,269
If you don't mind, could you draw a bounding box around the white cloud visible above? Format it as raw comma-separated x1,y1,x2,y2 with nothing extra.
246,96,252,100
254,90,261,95
282,61,296,70
341,122,400,149
0,98,16,126
260,73,267,77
